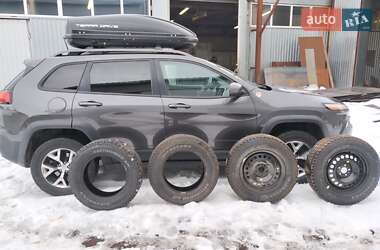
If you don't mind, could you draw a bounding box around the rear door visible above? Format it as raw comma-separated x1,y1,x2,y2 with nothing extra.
157,59,258,159
72,59,165,160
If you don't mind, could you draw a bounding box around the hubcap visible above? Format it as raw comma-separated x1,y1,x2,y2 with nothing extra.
41,148,76,189
286,141,311,178
243,152,281,188
327,152,366,189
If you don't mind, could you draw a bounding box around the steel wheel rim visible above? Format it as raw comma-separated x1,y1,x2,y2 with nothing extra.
242,152,281,188
41,148,76,189
327,152,367,189
286,140,311,178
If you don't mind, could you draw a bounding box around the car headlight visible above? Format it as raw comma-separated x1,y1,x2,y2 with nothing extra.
324,103,348,112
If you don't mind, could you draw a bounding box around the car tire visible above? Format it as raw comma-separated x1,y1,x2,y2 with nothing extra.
306,136,379,205
69,138,143,210
278,131,317,184
30,138,83,196
226,134,298,202
148,134,219,205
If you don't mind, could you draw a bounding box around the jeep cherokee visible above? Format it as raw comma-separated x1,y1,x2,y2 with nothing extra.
0,48,351,195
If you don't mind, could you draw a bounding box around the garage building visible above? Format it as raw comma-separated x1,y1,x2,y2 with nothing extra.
0,0,379,89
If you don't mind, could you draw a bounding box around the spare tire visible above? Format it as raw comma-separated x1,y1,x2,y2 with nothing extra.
69,138,143,210
306,136,379,205
148,134,219,205
226,134,298,202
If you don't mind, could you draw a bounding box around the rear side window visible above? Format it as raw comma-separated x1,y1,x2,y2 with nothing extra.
42,63,86,91
89,61,152,95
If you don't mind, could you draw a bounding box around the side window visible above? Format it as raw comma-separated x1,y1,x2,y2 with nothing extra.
89,61,152,95
43,63,85,91
159,61,232,97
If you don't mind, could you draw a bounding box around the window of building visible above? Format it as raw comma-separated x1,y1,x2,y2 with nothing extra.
0,0,24,14
94,0,120,15
250,4,321,28
27,0,58,15
90,61,152,95
292,6,302,27
123,0,148,14
159,61,231,97
62,0,91,16
272,6,291,26
251,4,272,26
43,64,86,91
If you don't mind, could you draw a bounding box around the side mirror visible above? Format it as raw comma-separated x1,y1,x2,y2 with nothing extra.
229,82,244,98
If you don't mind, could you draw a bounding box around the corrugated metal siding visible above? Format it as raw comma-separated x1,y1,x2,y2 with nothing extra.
0,18,31,88
365,32,380,83
250,28,327,80
329,0,362,88
28,17,67,58
263,0,331,6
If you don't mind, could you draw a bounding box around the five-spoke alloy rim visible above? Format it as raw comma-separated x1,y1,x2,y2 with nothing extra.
41,148,76,189
286,141,311,179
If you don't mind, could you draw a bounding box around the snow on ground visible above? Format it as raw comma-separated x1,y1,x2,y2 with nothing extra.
0,100,380,250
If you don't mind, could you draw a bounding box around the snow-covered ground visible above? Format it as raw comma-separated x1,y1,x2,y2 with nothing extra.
0,100,380,250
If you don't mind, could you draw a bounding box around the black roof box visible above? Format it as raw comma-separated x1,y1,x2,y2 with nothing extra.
65,15,198,50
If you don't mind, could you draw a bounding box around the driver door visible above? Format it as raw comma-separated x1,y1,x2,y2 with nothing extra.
157,59,259,159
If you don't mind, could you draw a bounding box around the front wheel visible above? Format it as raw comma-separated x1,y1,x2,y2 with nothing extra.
278,131,317,184
30,138,83,196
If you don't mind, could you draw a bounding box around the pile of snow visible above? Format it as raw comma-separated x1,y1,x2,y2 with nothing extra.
345,99,380,155
0,100,379,249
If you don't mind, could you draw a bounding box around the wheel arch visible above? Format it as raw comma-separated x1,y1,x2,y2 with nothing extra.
262,117,326,141
24,128,91,168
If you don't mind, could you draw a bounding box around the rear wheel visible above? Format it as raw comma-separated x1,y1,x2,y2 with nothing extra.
278,131,317,184
30,138,83,196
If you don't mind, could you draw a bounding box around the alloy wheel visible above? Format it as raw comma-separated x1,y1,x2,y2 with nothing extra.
286,141,311,179
41,148,76,189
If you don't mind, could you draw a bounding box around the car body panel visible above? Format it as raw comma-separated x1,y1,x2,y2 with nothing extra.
0,49,351,167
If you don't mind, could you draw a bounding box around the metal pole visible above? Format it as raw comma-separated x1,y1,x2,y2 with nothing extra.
255,0,263,83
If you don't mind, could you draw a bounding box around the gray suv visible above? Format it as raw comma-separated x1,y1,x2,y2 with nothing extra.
0,48,351,195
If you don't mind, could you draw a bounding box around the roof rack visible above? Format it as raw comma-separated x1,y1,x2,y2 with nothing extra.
54,48,190,57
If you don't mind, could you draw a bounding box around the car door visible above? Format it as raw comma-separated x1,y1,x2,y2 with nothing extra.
157,59,258,159
72,59,165,160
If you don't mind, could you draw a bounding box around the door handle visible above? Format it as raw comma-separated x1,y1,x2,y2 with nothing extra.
168,103,191,109
78,101,103,107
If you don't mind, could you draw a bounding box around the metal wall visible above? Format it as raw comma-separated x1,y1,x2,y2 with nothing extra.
329,0,362,88
365,32,380,84
0,16,67,89
28,17,67,58
249,28,327,80
0,18,31,88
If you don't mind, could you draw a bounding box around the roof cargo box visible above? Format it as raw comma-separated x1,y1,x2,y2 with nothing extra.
65,15,198,50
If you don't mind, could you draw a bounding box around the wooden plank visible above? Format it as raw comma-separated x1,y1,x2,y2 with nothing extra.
305,49,318,85
323,45,335,88
317,69,331,89
299,36,334,88
299,37,326,68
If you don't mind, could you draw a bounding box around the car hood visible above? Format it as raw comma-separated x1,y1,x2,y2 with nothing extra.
251,85,340,110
